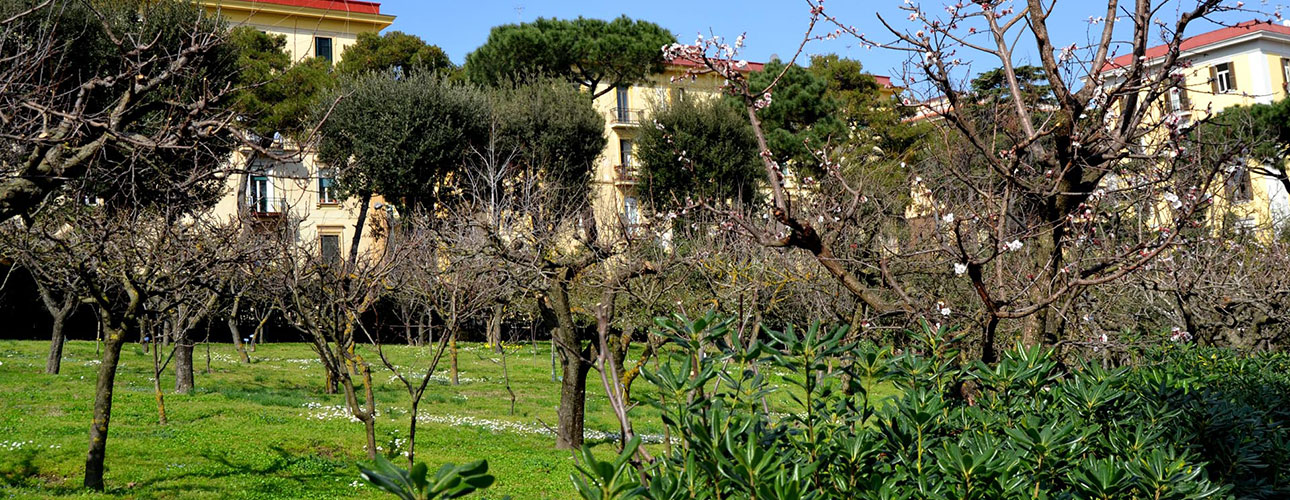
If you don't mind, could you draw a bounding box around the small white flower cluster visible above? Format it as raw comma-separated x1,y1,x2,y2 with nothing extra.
301,402,378,422
416,412,665,444
0,440,60,451
1169,327,1193,343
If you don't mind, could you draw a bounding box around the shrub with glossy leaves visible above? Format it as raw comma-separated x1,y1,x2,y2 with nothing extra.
358,456,497,500
574,312,1290,499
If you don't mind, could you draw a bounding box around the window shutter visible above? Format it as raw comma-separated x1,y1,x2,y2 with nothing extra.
1210,66,1219,94
1228,61,1238,90
1282,58,1290,91
1180,87,1191,110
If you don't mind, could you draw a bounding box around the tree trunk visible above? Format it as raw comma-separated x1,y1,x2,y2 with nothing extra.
46,309,70,375
449,330,459,385
229,296,251,363
347,190,373,271
40,285,76,375
152,336,168,426
549,270,589,450
83,322,130,490
173,339,194,394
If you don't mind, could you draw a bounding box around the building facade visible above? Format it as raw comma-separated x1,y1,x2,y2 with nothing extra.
1105,20,1290,235
200,0,394,263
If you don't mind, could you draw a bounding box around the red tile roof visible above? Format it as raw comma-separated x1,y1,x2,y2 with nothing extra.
235,0,384,15
665,57,892,87
666,57,766,73
1104,20,1290,71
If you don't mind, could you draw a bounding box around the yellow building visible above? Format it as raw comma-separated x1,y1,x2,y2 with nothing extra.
200,0,395,264
590,60,896,235
1103,20,1290,234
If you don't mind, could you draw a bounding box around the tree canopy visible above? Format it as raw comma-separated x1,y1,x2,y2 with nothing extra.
230,27,336,140
746,60,847,174
337,31,454,76
316,73,488,212
0,0,245,216
464,16,674,97
636,98,761,205
489,81,607,198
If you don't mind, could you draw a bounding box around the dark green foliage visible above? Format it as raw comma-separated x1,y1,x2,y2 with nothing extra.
358,455,497,499
317,73,488,211
0,0,240,209
969,65,1055,105
464,16,674,96
575,312,1290,499
807,55,927,162
746,61,847,174
636,98,761,206
490,81,607,199
229,27,336,139
338,31,454,76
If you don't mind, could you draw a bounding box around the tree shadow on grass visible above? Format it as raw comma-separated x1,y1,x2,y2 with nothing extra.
111,444,355,496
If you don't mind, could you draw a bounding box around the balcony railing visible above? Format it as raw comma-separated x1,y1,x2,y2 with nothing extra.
614,164,639,185
245,196,287,216
610,107,642,126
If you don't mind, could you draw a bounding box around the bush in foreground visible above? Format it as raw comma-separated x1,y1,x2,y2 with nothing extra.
572,314,1290,499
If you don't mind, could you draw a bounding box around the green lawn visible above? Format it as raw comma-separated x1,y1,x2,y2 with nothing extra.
0,339,896,499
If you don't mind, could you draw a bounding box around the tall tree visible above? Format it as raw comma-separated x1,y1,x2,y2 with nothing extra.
636,98,762,205
746,60,847,174
229,27,337,140
0,0,243,222
316,72,487,265
464,16,674,97
1207,98,1290,197
462,81,608,449
338,31,453,76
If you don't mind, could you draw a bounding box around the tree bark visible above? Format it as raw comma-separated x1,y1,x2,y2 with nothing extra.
229,295,251,363
83,320,130,490
39,284,76,375
45,304,72,374
347,190,373,271
173,340,194,394
548,270,590,450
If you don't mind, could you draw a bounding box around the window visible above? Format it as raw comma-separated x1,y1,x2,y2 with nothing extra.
624,197,640,226
1167,88,1183,112
1226,164,1254,203
1282,58,1290,91
248,175,271,213
615,86,631,122
1212,62,1235,93
318,170,338,205
320,234,341,267
315,36,333,62
619,139,633,167
670,87,686,104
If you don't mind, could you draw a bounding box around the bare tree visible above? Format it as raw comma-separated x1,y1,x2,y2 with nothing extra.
662,0,1260,360
0,0,250,222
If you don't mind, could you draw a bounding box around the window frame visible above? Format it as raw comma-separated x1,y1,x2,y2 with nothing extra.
315,36,333,63
619,139,633,167
319,232,342,268
1215,62,1233,93
318,169,338,205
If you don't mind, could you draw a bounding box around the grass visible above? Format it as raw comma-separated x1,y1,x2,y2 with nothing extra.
0,338,897,499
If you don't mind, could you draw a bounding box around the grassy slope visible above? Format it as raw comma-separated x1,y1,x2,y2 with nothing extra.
0,339,896,499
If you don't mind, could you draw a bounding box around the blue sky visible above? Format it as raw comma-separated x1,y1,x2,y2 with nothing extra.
377,0,1272,87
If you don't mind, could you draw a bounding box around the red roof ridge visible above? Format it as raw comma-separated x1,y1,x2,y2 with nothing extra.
666,57,894,87
1102,20,1290,72
220,0,385,16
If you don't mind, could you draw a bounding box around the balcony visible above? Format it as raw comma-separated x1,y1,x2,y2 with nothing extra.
614,164,640,185
610,107,642,127
245,196,287,217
